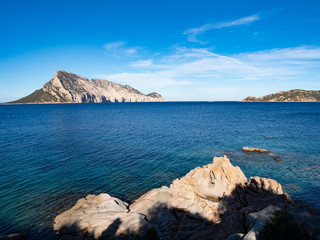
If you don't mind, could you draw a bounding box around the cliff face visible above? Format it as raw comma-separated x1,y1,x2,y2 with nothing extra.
53,156,320,240
11,70,166,103
243,89,320,102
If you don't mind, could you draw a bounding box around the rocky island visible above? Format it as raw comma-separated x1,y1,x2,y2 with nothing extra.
54,156,320,240
10,70,166,104
242,89,320,102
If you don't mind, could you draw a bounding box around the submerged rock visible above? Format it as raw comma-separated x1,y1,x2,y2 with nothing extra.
54,156,320,239
0,232,27,240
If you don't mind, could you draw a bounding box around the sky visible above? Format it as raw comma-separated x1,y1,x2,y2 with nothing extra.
0,0,320,102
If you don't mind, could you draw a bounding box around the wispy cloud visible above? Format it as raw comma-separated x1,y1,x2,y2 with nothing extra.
237,46,320,60
216,15,260,28
184,14,260,44
104,41,141,57
129,59,153,67
95,46,320,100
104,41,126,51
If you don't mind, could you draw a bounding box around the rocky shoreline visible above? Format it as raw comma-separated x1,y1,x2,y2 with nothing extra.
54,156,320,240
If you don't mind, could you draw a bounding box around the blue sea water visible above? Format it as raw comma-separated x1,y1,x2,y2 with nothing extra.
0,102,319,239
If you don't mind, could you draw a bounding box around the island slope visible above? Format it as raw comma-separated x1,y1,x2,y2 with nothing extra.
11,70,166,104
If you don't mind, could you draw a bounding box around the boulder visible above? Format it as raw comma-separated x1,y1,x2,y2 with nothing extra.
130,156,247,219
245,177,287,210
242,205,280,240
129,156,249,239
54,193,151,239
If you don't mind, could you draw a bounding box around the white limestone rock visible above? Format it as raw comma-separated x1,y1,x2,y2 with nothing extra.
54,193,150,239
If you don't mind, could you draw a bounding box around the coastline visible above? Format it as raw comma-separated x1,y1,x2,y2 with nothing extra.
2,100,320,105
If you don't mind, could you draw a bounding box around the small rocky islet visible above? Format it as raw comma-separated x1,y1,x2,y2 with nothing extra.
242,146,282,162
54,156,320,240
241,146,269,153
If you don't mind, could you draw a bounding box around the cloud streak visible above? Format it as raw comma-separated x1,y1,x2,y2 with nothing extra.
184,14,260,44
129,59,153,67
104,41,141,57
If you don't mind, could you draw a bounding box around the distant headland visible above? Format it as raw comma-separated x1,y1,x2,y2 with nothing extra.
243,89,320,102
9,70,166,104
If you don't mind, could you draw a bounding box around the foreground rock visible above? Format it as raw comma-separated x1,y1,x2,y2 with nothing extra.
242,146,269,153
54,194,150,239
10,70,166,104
54,156,320,239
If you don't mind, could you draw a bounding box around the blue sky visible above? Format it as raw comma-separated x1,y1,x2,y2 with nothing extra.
1,0,320,101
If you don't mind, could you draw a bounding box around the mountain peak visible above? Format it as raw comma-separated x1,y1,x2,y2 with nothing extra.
53,70,87,82
55,69,66,74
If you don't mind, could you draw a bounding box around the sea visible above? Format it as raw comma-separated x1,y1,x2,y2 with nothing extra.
0,102,319,239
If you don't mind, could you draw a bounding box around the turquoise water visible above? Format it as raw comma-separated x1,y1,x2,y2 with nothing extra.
0,102,319,239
